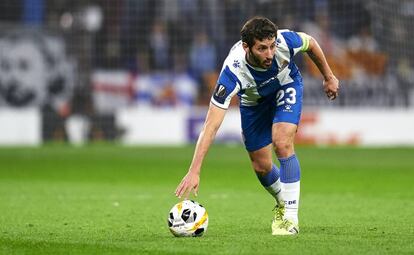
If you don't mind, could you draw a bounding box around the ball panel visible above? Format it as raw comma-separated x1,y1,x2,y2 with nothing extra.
193,228,204,236
181,208,191,222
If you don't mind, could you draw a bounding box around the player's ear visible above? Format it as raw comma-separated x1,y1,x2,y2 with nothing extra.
242,42,249,53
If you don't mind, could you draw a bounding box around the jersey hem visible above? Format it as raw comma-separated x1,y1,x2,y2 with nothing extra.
245,140,272,152
210,99,229,110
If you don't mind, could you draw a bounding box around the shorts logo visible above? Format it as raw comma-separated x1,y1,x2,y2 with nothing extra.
215,84,226,97
283,104,293,112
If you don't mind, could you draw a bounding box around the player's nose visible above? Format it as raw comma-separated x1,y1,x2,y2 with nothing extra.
265,49,274,58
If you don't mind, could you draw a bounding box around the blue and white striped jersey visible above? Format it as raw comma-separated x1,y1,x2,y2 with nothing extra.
211,29,310,109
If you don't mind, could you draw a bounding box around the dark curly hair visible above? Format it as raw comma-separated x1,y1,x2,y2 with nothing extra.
240,16,278,48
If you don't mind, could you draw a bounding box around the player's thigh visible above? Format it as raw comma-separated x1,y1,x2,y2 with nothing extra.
240,103,275,152
247,144,273,174
272,122,298,146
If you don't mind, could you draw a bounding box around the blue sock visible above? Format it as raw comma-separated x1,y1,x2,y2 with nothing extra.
279,154,301,183
256,164,280,187
256,164,283,204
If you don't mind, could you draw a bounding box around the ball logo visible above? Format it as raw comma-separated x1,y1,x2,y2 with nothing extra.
215,84,226,98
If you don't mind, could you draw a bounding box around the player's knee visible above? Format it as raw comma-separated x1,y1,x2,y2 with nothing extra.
273,140,294,158
251,160,272,176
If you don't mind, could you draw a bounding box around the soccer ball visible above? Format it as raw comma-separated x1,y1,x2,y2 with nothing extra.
167,200,208,237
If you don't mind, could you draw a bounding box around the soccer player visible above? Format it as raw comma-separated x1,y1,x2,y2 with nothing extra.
175,16,339,235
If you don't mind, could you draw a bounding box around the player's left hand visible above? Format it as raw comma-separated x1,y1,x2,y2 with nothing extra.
323,75,339,100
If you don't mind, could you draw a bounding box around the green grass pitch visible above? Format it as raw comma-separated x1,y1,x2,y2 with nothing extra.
0,145,413,254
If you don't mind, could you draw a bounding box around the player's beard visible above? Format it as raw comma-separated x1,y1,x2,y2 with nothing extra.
248,50,272,69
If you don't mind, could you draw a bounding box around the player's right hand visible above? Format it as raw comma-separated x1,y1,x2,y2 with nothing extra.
323,75,339,100
175,171,200,199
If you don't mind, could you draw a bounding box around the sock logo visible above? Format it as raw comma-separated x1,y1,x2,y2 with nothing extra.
285,200,297,205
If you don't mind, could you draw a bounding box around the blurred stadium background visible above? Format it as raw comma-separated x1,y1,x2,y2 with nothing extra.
0,0,413,146
1,1,414,254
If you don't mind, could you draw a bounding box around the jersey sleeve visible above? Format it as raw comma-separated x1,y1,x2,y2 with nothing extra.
297,32,311,52
281,30,309,57
210,66,240,109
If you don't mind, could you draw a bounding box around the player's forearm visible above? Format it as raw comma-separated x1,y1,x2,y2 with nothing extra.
187,104,226,175
188,125,219,174
307,37,335,81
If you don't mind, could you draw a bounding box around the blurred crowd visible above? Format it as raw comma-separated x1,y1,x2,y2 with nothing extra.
0,0,413,110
